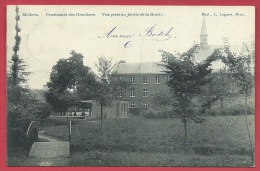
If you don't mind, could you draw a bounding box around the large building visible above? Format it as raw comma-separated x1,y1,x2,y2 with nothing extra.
114,62,170,108
114,18,243,109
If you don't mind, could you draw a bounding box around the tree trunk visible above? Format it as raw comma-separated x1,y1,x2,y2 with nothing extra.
244,95,254,165
100,97,103,132
220,97,223,115
116,101,119,118
66,107,69,124
184,120,187,146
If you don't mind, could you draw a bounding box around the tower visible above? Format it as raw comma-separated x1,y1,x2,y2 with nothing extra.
200,17,208,50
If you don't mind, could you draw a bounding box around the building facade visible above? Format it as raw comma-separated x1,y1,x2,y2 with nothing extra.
114,62,170,109
113,17,243,109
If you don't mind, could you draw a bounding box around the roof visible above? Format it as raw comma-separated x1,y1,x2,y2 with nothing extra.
195,45,242,62
114,62,167,75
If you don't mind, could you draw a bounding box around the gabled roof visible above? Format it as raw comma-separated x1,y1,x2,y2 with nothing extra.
195,45,242,62
114,62,167,75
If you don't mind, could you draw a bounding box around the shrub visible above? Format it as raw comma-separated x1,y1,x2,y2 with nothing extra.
129,108,143,115
141,108,176,119
207,105,254,116
29,102,52,119
7,103,33,158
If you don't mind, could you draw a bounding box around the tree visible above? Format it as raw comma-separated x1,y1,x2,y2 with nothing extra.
7,6,45,159
198,68,237,116
94,55,116,132
11,6,22,87
161,45,213,145
7,6,30,152
211,38,255,165
149,89,175,118
46,51,97,120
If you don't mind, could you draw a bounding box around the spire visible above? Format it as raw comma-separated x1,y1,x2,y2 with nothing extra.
200,17,207,36
200,17,208,50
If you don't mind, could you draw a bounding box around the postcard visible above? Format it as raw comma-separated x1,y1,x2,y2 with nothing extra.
6,5,255,167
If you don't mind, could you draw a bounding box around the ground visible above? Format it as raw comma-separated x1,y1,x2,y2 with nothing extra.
15,114,255,166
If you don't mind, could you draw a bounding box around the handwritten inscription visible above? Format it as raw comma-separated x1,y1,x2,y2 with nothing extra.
98,25,173,48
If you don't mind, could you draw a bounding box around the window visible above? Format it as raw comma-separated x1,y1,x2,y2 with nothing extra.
118,91,122,97
143,103,148,108
130,102,135,108
130,89,135,97
143,77,148,84
166,76,170,82
155,76,160,84
131,76,135,84
119,76,122,81
143,89,148,97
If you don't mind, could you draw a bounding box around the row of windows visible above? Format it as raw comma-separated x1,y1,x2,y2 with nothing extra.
119,76,170,84
130,102,148,108
118,88,168,98
119,89,148,98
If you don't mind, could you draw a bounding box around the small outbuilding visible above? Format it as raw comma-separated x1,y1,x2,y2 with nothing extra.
81,100,129,119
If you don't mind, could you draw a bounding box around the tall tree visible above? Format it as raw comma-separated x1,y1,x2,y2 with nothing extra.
46,51,97,119
212,39,255,165
11,6,21,86
95,56,116,132
7,6,42,158
161,45,213,146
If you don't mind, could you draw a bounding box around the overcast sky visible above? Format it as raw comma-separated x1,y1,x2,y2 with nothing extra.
6,6,254,89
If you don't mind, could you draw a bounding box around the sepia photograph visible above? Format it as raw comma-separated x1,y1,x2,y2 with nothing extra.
6,5,255,167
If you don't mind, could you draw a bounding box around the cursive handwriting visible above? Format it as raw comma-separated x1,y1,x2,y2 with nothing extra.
97,26,134,39
139,25,173,41
97,25,174,48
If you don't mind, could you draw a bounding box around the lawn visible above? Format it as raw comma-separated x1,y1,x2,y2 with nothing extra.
42,114,255,166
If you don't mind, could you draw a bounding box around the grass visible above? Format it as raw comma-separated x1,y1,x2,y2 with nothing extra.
40,114,255,166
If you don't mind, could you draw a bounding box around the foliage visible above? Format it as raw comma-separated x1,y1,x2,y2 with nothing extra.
30,102,52,119
11,6,22,86
198,69,238,115
111,79,130,101
162,46,213,121
207,105,254,116
46,51,98,115
94,55,117,105
129,108,143,116
150,89,174,109
7,6,33,155
95,55,115,83
143,89,176,119
214,39,254,96
7,6,53,162
141,108,176,119
161,45,214,144
94,56,117,131
210,38,255,165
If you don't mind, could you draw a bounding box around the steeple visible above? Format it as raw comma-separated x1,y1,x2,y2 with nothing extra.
200,17,208,50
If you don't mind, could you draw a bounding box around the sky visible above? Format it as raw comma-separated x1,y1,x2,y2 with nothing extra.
6,6,255,89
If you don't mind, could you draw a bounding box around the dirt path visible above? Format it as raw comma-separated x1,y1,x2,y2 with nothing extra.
25,132,70,166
